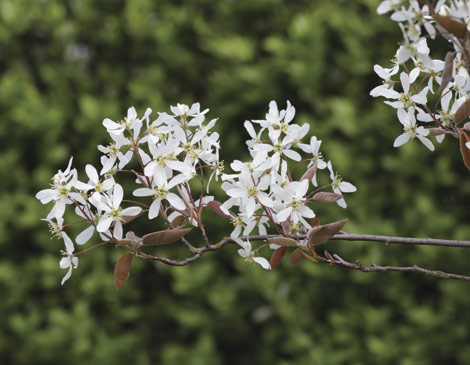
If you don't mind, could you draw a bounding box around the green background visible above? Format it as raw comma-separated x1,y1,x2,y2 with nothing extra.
1,0,469,363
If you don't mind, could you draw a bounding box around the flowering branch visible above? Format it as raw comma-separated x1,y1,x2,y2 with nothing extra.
131,233,470,282
36,0,470,289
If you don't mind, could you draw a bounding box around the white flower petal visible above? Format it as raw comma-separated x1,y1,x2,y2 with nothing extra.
122,206,142,216
149,199,161,219
417,135,435,151
277,207,292,222
76,225,95,245
97,215,113,232
166,193,186,210
86,164,99,184
393,133,410,147
339,181,357,193
113,220,123,240
253,257,271,270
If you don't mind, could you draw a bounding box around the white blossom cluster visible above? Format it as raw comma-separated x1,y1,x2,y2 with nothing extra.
36,103,221,284
372,0,470,151
220,101,356,269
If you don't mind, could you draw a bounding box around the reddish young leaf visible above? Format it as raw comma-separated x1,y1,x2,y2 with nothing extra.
171,215,186,228
308,219,348,246
207,201,233,220
312,192,342,203
115,239,133,246
433,14,467,38
307,217,320,227
114,252,134,291
142,228,192,245
298,250,319,263
269,246,288,270
455,98,470,125
300,164,317,182
289,248,303,266
120,216,138,225
438,52,455,93
426,128,447,137
459,130,470,169
268,237,299,247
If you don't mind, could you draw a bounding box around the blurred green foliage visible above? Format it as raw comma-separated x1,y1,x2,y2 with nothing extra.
1,0,469,363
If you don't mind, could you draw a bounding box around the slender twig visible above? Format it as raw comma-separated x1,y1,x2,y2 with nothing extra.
329,254,470,281
330,232,470,248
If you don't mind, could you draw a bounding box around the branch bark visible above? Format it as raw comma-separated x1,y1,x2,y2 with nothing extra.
136,232,470,280
329,254,470,281
330,232,470,248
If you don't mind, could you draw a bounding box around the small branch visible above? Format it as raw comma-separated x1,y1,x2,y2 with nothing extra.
330,232,470,248
329,254,470,281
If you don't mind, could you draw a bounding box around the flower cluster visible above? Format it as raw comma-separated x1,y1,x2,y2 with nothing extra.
220,101,356,269
372,0,470,152
37,100,356,284
37,103,221,284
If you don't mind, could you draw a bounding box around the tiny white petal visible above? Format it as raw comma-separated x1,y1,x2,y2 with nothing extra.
76,225,95,245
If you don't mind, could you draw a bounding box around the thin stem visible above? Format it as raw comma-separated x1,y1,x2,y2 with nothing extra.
329,254,470,281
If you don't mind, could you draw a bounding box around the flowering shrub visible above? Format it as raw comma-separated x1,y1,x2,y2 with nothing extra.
37,0,470,287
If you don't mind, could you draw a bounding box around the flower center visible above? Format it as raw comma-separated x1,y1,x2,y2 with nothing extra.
154,186,168,199
156,155,167,166
232,216,243,227
111,207,122,220
247,186,258,198
289,200,301,210
405,125,417,139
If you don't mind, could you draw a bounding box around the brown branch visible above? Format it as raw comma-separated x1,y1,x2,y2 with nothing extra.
329,254,470,281
137,232,470,267
330,232,470,248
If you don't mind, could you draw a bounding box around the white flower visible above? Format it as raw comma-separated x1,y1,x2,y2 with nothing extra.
224,166,273,218
59,243,78,285
103,106,151,137
144,137,182,181
370,64,399,97
327,161,357,208
36,157,80,220
233,238,271,270
133,173,186,219
299,136,327,185
379,71,428,110
90,184,142,239
275,179,315,226
393,108,434,151
98,132,133,174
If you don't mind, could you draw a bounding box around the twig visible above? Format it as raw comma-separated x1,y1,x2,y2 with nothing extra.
329,232,470,248
329,254,470,281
